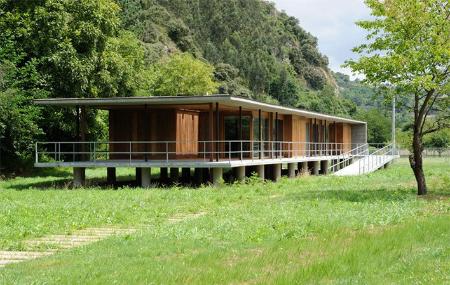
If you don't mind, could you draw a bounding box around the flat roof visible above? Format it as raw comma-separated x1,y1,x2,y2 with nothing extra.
34,95,366,124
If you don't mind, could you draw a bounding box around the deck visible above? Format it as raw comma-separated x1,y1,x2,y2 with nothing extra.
35,141,365,169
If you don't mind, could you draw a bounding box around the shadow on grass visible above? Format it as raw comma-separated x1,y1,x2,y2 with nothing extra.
5,177,141,191
284,187,416,203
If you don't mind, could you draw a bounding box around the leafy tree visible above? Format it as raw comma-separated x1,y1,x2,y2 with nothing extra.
0,0,149,172
149,53,218,96
424,127,450,156
346,0,449,195
214,63,252,97
355,109,391,144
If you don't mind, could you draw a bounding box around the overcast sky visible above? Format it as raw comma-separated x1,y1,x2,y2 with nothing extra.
271,0,371,77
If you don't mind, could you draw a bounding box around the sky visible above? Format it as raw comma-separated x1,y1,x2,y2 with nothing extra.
271,0,371,77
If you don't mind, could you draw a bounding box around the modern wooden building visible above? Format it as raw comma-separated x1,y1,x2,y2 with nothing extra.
34,95,370,186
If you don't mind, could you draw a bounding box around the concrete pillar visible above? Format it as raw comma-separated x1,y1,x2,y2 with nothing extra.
335,160,342,171
212,168,223,185
256,165,265,180
272,164,282,181
288,163,296,178
202,168,211,184
170,168,179,182
73,167,85,188
181,168,191,183
235,166,246,182
107,167,116,185
313,161,320,175
140,167,151,188
135,168,142,184
194,168,203,185
160,167,168,183
320,160,329,175
299,161,309,175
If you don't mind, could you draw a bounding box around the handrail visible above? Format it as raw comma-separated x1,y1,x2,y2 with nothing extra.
357,143,398,175
328,143,368,172
35,140,366,165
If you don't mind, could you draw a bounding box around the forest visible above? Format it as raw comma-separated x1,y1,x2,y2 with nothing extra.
0,0,446,173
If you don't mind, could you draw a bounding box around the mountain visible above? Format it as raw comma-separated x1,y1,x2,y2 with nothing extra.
118,0,338,107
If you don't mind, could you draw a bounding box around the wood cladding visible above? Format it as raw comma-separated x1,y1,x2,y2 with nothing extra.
108,105,357,160
176,110,199,157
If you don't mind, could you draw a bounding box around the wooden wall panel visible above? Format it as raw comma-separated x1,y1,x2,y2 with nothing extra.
176,111,199,157
343,123,352,152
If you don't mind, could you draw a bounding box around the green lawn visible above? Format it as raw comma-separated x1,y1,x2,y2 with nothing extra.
0,158,449,284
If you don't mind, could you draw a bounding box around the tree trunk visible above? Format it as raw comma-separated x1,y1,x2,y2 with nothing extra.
409,130,427,196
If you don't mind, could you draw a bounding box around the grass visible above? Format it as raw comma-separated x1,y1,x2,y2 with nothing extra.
0,158,448,284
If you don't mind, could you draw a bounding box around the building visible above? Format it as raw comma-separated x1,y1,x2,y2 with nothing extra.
34,95,374,187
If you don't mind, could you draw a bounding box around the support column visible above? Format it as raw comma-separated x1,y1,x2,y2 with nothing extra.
181,168,191,183
202,168,211,184
160,167,168,183
194,168,203,185
73,167,85,188
135,168,142,184
170,168,179,182
212,168,223,185
288,163,296,178
256,165,265,180
107,167,116,185
299,161,309,175
272,164,281,182
141,167,151,188
313,161,320,175
235,166,246,182
320,160,329,175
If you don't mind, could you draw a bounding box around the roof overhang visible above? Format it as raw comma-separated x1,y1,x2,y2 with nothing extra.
34,95,366,125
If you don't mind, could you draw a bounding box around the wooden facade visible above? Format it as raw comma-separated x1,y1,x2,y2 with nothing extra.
108,103,355,160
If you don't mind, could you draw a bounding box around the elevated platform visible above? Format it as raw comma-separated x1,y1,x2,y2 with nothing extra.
35,154,351,169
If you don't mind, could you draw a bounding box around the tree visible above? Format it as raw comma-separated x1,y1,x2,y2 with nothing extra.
355,109,391,144
149,53,218,96
346,0,450,195
0,0,149,172
424,128,450,156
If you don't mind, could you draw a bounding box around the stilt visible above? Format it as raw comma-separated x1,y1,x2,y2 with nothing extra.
160,167,168,183
288,163,296,178
170,168,179,182
135,168,142,184
141,167,151,188
313,161,320,175
235,166,246,182
256,165,265,180
320,160,329,175
181,168,191,183
212,168,223,185
299,161,309,175
107,167,116,185
73,167,85,188
194,168,203,185
202,168,211,184
272,164,281,181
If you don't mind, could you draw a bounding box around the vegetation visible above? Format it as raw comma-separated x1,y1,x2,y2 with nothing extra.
0,0,360,173
0,158,448,283
345,0,450,195
148,53,218,96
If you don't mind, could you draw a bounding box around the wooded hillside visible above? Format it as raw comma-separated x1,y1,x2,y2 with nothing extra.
0,0,368,172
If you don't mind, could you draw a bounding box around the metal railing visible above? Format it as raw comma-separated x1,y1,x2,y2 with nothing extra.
35,141,365,165
357,144,399,175
328,143,369,172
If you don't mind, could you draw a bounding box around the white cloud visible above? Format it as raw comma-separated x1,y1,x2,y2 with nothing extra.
271,0,371,77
